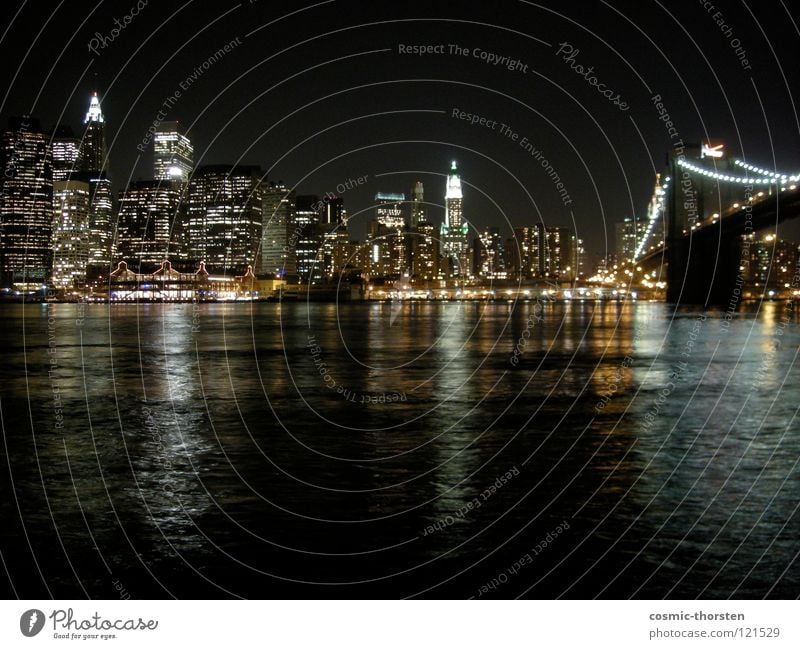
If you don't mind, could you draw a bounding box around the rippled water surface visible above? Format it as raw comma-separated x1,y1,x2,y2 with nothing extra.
1,300,798,598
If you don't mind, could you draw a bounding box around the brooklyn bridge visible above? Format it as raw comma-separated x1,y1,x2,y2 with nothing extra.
635,143,800,305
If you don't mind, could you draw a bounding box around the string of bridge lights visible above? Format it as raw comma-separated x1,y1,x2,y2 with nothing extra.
733,159,800,182
634,156,800,261
675,158,789,184
633,176,669,260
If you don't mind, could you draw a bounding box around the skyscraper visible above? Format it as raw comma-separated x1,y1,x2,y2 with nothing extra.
116,180,183,271
260,181,296,278
153,121,193,181
52,178,90,288
410,181,425,228
542,226,576,282
81,93,106,174
186,165,263,274
440,160,469,278
615,217,639,264
374,192,406,275
52,125,82,181
86,174,114,280
510,225,543,279
320,196,348,280
412,217,439,283
78,93,114,281
294,194,324,283
474,227,506,280
0,116,53,286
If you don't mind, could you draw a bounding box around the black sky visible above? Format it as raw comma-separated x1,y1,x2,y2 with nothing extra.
1,0,798,255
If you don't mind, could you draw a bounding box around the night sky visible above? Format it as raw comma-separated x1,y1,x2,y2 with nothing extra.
1,0,798,256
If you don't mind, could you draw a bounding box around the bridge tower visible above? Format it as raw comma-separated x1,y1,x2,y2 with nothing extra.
665,144,747,305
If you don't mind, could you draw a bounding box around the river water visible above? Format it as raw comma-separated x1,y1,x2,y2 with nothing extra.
1,299,798,598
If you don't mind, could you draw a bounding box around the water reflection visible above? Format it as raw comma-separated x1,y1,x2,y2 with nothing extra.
0,300,798,598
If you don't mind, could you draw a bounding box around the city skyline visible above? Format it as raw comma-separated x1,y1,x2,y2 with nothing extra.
1,92,595,291
2,1,800,619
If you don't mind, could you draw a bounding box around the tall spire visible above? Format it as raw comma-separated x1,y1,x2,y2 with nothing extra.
85,92,104,124
446,159,462,200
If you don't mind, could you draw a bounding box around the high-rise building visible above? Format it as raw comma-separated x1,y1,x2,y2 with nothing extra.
542,226,576,282
81,92,107,174
575,237,586,280
330,237,361,278
186,166,263,274
294,194,324,283
0,116,53,286
78,93,114,280
116,180,183,271
52,178,90,288
153,121,193,182
412,218,439,282
366,218,392,277
410,181,425,228
260,181,296,278
375,192,405,228
743,234,800,289
474,227,506,280
440,160,469,278
86,174,114,279
374,192,406,275
320,196,348,280
615,217,639,264
510,225,543,279
52,125,83,181
322,196,346,226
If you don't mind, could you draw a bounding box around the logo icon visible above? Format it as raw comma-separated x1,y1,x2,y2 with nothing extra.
20,609,45,637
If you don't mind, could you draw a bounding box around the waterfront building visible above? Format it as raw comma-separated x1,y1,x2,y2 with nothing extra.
260,181,297,278
52,178,90,288
185,165,263,274
0,116,53,286
440,161,469,278
116,180,183,271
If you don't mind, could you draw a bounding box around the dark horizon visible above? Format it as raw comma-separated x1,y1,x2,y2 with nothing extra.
1,1,799,254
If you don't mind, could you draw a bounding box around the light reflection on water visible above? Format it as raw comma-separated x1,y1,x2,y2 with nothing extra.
0,300,798,598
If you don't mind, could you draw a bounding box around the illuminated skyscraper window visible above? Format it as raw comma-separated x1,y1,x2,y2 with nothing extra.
153,121,193,182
